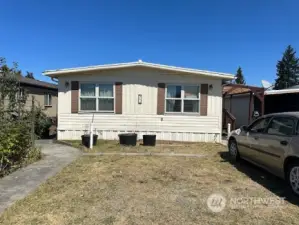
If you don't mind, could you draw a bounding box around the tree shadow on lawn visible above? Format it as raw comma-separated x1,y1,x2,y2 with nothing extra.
219,151,299,206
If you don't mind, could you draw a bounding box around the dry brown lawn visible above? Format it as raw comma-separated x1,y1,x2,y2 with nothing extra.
0,143,299,225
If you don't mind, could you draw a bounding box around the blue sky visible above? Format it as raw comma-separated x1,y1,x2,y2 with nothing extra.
1,0,298,85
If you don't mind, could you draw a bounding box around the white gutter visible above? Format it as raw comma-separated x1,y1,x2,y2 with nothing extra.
265,88,299,95
42,61,234,79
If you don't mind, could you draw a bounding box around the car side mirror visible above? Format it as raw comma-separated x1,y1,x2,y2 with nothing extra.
252,110,260,119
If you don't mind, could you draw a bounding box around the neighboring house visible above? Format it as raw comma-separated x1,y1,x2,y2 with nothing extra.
18,76,58,118
222,83,299,129
43,61,234,142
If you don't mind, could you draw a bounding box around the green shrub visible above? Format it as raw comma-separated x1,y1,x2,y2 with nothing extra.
24,107,53,139
0,58,43,176
25,147,42,164
0,120,32,176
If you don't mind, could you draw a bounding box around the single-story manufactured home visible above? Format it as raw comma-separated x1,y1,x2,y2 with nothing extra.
43,61,234,142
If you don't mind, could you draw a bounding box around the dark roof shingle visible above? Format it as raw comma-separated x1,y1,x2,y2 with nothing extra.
18,76,57,89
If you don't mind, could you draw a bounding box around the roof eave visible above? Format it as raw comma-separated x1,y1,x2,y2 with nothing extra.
43,62,234,80
20,82,58,90
265,89,299,95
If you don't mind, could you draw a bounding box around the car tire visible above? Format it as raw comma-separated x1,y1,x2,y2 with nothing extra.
287,161,299,196
228,139,240,161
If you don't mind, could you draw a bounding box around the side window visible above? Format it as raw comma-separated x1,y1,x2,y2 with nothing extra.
249,117,271,133
266,117,295,136
44,93,52,106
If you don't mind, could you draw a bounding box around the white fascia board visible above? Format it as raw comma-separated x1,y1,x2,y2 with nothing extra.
43,61,234,80
265,88,299,95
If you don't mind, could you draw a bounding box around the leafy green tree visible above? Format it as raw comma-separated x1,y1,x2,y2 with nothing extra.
0,57,22,77
0,57,42,176
25,71,35,79
274,45,299,90
0,59,31,175
234,67,246,84
0,59,23,113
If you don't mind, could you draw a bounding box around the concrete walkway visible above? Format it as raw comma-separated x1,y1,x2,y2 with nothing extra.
0,140,81,214
83,152,207,158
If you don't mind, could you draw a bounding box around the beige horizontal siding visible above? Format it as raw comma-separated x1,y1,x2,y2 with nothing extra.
57,67,223,142
58,130,220,143
57,114,221,142
58,68,223,116
58,114,219,132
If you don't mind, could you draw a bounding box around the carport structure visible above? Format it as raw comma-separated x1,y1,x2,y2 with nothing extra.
265,87,299,113
222,84,265,130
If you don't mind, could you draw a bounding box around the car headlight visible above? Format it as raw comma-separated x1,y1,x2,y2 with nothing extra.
227,128,241,139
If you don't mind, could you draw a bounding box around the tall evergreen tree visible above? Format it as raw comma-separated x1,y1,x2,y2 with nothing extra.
234,67,246,84
274,45,299,90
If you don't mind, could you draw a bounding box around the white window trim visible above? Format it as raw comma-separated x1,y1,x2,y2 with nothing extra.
79,82,115,113
19,88,25,98
164,84,201,114
16,88,25,100
44,93,52,106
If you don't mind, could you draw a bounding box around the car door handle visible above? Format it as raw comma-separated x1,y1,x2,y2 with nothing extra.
280,140,288,146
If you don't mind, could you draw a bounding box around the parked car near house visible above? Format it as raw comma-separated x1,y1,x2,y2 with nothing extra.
228,112,299,195
43,60,234,142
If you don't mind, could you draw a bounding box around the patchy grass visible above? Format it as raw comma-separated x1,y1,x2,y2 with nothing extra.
62,139,225,154
0,144,298,225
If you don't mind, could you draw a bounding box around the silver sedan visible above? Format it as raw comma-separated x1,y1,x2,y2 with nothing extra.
228,112,299,196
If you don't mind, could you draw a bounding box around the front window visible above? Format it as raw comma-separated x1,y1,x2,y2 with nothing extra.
165,85,200,113
80,83,114,112
98,84,114,111
80,84,96,111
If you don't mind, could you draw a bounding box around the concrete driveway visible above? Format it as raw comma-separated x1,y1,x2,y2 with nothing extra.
0,140,81,214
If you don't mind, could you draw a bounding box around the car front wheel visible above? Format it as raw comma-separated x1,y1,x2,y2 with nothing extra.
287,162,299,196
228,139,239,161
